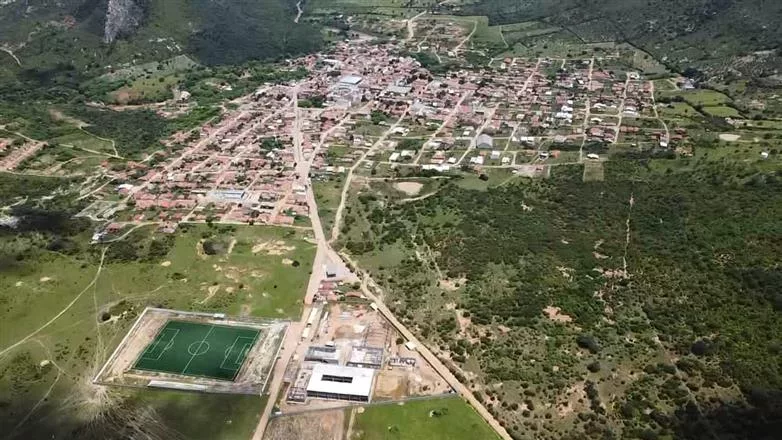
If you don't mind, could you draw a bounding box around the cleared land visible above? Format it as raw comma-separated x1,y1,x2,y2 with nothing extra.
351,397,501,440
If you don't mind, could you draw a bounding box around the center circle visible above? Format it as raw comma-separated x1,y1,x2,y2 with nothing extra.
188,341,210,356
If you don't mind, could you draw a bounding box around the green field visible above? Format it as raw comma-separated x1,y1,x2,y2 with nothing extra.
352,397,501,440
134,320,260,380
658,89,732,107
0,215,314,438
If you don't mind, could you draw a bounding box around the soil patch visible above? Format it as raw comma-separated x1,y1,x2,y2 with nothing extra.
544,306,573,323
200,285,220,304
394,181,423,196
719,133,740,142
252,240,296,255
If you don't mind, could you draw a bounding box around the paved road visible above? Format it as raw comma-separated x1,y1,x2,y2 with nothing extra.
251,100,512,440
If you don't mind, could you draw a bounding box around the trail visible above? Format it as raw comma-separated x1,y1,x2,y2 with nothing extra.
101,222,160,243
613,75,631,143
414,90,470,164
0,247,108,359
11,365,62,433
330,109,409,243
622,193,634,273
648,80,670,142
579,57,595,162
499,25,509,48
76,176,114,201
1,47,21,66
454,20,477,52
80,127,121,158
405,12,427,42
294,1,303,23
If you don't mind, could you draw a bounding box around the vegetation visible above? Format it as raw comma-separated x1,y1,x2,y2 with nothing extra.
0,171,313,438
456,0,782,79
353,397,501,440
347,152,782,439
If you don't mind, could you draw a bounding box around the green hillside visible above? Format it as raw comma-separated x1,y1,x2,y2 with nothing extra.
0,0,322,68
456,0,782,79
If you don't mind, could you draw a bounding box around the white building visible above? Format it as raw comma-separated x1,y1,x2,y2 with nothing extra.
306,364,376,402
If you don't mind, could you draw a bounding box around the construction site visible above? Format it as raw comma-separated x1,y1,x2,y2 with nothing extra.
278,302,451,412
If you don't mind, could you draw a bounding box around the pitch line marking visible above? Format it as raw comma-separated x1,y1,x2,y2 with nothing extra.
181,325,216,375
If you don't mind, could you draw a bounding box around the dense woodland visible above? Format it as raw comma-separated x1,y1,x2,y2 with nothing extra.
347,157,782,439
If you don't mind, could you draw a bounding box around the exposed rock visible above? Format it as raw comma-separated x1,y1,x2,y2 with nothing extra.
104,0,145,43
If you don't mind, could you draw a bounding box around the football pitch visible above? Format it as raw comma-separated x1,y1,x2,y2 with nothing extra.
133,320,261,381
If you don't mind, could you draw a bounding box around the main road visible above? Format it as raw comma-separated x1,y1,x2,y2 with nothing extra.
251,97,512,440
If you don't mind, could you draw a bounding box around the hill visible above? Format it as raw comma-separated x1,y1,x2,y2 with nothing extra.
451,0,782,80
0,0,322,68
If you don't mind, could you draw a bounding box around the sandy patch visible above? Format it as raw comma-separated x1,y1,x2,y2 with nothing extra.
394,181,423,196
49,109,88,128
594,267,628,279
200,285,220,304
225,286,235,293
557,381,587,417
557,266,574,281
196,240,207,258
275,308,284,314
282,258,294,265
225,238,238,255
252,240,296,255
374,371,409,399
456,310,472,336
439,277,465,291
39,277,52,283
719,133,740,142
544,306,573,323
15,281,23,287
160,260,171,267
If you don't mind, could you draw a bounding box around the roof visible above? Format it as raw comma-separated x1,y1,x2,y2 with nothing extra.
339,75,363,85
386,85,411,95
306,364,375,397
476,133,493,147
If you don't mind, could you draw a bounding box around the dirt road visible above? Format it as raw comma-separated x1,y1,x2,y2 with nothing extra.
329,109,409,243
339,255,513,440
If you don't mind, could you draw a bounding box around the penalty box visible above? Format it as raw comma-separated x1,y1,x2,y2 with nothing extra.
94,308,289,395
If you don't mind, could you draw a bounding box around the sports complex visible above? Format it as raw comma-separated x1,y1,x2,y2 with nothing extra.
134,320,261,381
94,308,288,394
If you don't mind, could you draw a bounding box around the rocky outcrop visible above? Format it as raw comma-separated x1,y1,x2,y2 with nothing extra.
104,0,145,43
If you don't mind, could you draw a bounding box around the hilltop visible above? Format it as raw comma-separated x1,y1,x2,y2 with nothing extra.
454,0,782,80
0,0,321,68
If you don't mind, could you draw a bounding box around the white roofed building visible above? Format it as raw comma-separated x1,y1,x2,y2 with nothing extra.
306,364,376,402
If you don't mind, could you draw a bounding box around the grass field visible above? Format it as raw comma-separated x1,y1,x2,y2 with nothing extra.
134,320,260,380
352,397,501,440
51,131,116,155
314,178,345,234
0,224,313,438
703,105,741,118
658,89,732,107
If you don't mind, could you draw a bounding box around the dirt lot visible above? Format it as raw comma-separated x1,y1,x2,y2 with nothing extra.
264,410,345,440
394,181,423,196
